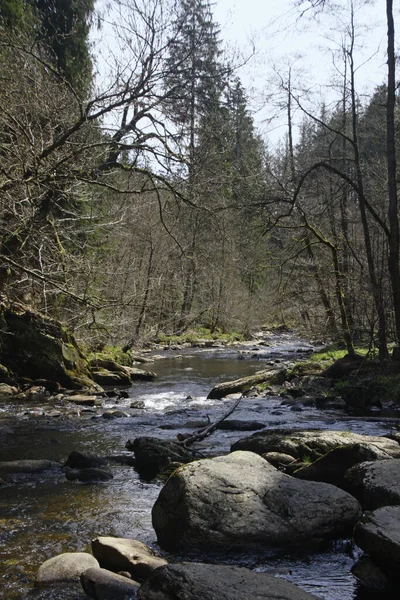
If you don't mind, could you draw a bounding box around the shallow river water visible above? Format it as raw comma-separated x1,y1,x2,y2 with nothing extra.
0,334,399,599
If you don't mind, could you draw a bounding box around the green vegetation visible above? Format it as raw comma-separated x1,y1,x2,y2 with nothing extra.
156,328,245,345
309,346,374,365
86,346,133,367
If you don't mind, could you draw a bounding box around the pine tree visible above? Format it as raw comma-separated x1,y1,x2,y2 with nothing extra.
30,0,94,90
164,0,223,169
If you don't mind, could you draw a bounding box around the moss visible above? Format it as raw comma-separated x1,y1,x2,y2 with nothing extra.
310,345,373,365
156,327,245,345
86,345,133,367
0,302,94,388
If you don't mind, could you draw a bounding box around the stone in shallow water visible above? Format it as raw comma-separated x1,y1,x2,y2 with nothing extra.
80,567,140,599
137,562,320,600
0,459,61,477
91,536,167,581
35,552,99,586
354,505,400,573
65,467,113,482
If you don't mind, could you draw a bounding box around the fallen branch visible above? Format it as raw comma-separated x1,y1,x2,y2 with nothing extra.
176,396,242,448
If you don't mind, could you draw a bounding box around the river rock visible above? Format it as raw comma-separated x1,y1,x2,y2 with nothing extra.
351,556,391,592
69,394,101,406
65,467,114,482
91,537,167,581
130,400,145,409
0,382,18,396
354,506,400,574
216,419,265,431
36,552,99,586
91,370,132,386
207,368,287,399
103,410,129,419
64,451,108,469
125,367,157,381
231,429,400,461
345,458,400,508
80,566,140,599
294,443,394,490
263,452,297,471
152,450,361,551
126,437,193,479
0,459,61,479
89,358,156,383
137,562,320,600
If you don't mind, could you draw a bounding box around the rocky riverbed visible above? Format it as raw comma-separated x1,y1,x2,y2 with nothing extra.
1,332,400,599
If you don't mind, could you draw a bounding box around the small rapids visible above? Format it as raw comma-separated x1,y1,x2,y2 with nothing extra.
0,333,399,600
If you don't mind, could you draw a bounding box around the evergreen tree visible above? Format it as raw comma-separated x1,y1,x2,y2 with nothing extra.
30,0,94,90
164,0,224,168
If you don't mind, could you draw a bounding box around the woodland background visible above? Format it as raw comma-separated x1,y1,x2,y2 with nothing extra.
0,0,399,361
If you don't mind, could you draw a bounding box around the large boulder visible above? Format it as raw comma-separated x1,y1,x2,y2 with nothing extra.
354,506,400,575
80,567,140,599
207,368,287,399
152,451,361,551
0,302,98,389
35,552,99,586
126,437,194,479
91,537,167,582
231,429,400,462
345,458,400,509
137,562,320,600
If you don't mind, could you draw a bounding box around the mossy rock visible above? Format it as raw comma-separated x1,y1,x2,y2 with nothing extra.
0,302,98,389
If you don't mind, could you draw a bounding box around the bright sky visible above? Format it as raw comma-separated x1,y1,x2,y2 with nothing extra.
213,0,393,144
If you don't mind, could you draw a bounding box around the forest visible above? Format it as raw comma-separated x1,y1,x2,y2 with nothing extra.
0,0,398,361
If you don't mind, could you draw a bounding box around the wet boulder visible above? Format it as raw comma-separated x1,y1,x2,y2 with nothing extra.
0,382,18,396
65,467,113,482
152,451,361,551
351,556,391,593
231,429,400,462
263,451,298,472
36,552,99,587
91,537,167,582
89,358,156,386
294,443,394,490
0,459,61,481
64,451,108,470
91,369,132,386
216,419,265,431
137,562,320,600
126,437,193,479
354,506,400,577
80,567,140,599
345,458,400,509
68,394,101,406
207,368,287,399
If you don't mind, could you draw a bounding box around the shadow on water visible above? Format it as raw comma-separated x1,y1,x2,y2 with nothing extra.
0,338,399,599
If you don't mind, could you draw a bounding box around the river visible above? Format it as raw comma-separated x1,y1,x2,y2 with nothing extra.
0,333,398,599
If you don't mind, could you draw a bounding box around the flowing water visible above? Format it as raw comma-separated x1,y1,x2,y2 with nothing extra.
0,334,399,599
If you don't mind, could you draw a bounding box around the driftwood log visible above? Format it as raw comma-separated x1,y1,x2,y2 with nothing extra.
176,397,242,448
